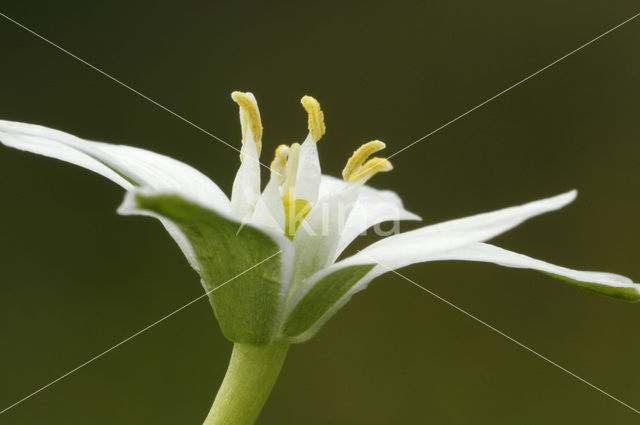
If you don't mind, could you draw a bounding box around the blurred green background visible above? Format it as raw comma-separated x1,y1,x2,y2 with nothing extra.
1,1,639,424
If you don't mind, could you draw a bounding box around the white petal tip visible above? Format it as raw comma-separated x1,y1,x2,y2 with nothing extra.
547,189,578,210
117,188,161,216
117,191,141,216
564,189,578,203
407,211,423,222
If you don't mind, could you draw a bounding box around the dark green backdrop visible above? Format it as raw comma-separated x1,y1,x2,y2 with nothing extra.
1,1,639,424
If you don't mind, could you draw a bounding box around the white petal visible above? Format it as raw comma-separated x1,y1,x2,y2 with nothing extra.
0,120,232,274
230,137,261,218
319,175,421,259
293,136,321,204
318,174,348,197
291,183,361,286
250,177,285,233
342,190,577,270
426,243,640,299
285,190,578,341
0,120,230,211
291,174,420,280
340,187,420,258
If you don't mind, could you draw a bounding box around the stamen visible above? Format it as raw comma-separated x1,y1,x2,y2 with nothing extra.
270,144,290,184
342,140,393,183
231,91,263,157
279,143,312,238
301,95,326,142
283,143,301,201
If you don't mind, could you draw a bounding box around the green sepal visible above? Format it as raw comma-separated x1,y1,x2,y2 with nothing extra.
128,192,290,345
281,264,375,340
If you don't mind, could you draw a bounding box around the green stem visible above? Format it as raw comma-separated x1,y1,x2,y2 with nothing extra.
203,342,289,425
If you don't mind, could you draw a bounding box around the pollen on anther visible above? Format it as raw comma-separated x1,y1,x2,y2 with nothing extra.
231,91,263,157
301,95,326,142
342,140,393,183
270,144,290,183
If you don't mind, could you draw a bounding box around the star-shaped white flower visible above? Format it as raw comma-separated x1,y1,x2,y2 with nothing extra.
1,92,638,346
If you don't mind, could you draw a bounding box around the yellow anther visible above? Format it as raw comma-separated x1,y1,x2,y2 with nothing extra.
347,157,393,182
231,91,263,157
301,95,326,142
270,144,290,183
342,140,393,183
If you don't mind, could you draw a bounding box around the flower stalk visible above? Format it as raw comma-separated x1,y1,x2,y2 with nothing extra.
203,343,289,425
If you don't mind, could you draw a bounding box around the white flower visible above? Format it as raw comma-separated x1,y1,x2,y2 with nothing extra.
1,91,638,345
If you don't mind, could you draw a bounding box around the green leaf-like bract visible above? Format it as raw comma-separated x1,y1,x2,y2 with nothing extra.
282,264,375,339
132,193,287,345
